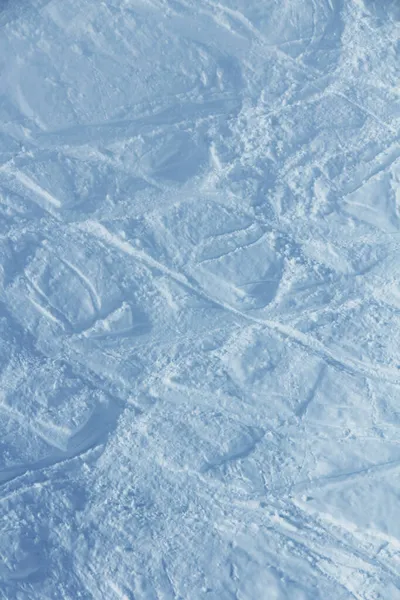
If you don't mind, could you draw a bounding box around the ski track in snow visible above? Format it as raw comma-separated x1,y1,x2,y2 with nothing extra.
0,0,399,598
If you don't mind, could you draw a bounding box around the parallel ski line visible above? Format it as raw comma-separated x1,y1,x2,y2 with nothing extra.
59,256,102,312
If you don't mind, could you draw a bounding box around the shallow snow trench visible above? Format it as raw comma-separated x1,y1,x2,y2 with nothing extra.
0,0,399,598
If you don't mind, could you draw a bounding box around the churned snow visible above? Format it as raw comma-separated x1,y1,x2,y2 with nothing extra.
0,0,399,598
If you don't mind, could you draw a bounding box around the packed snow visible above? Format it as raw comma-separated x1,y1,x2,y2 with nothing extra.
0,0,399,598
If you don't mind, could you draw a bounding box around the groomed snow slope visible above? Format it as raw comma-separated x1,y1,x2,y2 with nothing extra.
0,0,399,598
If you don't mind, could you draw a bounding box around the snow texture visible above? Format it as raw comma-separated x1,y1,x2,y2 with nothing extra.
0,0,399,598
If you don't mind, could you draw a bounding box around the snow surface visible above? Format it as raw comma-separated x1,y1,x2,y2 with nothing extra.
0,0,399,598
